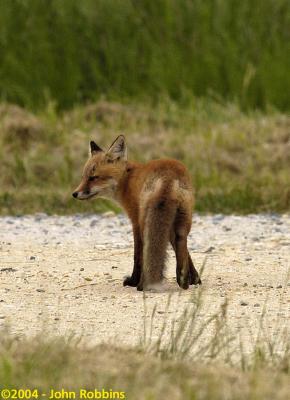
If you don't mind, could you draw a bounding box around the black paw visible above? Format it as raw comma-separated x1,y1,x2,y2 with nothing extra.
195,276,202,285
189,268,202,285
177,271,190,290
123,275,139,287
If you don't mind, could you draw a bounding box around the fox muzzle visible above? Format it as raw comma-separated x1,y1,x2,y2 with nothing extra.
72,190,97,200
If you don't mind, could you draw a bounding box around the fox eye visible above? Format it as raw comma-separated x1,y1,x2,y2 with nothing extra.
88,176,99,181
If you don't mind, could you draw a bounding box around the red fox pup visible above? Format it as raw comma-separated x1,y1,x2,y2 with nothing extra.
72,135,201,291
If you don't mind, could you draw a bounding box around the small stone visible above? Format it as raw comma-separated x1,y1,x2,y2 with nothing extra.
254,303,260,307
84,277,92,281
204,246,215,253
0,267,17,273
245,257,252,261
35,213,47,221
240,301,248,306
30,256,36,260
36,289,45,292
276,285,282,289
80,268,84,271
54,317,60,321
90,219,98,227
0,315,5,319
243,283,248,287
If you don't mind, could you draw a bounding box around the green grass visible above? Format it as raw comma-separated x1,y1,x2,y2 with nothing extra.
0,99,289,215
0,0,290,111
0,337,289,400
0,288,289,399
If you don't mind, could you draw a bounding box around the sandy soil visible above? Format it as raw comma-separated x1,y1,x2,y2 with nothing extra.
0,213,289,355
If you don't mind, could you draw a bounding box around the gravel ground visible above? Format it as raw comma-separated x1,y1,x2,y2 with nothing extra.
1,213,289,355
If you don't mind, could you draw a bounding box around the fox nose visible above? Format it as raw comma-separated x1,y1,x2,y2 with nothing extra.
72,192,78,198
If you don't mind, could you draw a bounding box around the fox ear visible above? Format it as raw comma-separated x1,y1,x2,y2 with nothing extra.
90,141,103,155
106,135,127,161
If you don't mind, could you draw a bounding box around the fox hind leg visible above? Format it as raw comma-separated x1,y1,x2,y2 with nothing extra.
170,231,200,286
188,251,202,285
171,228,188,288
175,232,190,289
172,210,201,289
123,227,142,287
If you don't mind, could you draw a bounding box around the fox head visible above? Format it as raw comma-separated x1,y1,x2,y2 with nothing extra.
72,135,127,201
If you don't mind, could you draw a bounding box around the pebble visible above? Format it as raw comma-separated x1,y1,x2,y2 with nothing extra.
0,267,17,273
35,213,47,221
90,220,98,227
204,246,215,253
1,214,290,261
240,301,248,306
36,289,45,292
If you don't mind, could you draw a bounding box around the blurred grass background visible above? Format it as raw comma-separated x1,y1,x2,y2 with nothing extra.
1,100,289,215
0,337,289,400
0,0,289,214
1,0,290,111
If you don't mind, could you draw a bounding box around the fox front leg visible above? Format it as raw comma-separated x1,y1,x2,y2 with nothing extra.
123,227,142,287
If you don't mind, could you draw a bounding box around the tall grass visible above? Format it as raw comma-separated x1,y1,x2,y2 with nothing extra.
142,289,289,370
0,0,289,111
0,288,289,399
0,99,289,215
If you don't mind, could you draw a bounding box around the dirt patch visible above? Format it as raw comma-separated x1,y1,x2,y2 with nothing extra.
0,214,289,354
